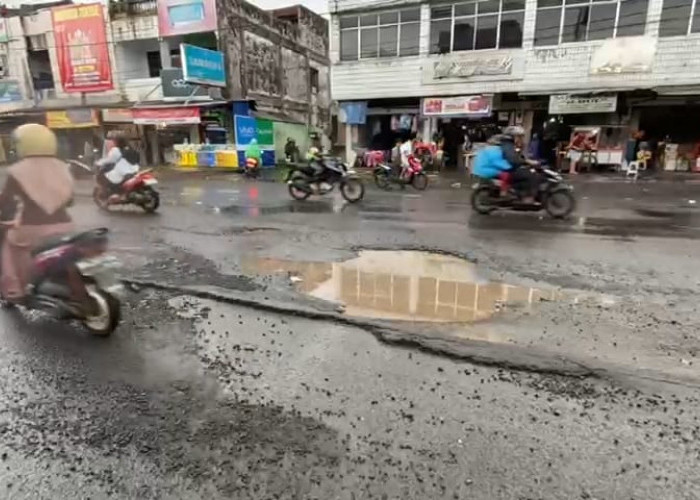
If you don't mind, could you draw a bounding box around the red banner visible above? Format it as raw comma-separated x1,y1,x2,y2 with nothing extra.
52,4,113,93
132,107,201,125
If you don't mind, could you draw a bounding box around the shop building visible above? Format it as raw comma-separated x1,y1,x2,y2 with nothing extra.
0,0,331,167
330,0,700,171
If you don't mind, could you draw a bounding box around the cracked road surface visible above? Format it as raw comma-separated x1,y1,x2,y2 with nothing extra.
0,175,699,499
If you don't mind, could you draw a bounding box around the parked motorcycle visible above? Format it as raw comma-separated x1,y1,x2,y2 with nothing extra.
286,156,365,203
471,167,575,219
1,226,123,336
93,169,160,213
374,154,428,191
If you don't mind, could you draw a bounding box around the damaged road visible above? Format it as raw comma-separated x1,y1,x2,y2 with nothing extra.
0,176,699,498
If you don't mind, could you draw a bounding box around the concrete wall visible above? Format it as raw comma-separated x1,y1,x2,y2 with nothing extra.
330,0,698,100
114,38,160,82
217,0,331,132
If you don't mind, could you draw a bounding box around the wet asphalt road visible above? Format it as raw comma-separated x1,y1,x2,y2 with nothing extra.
1,173,700,498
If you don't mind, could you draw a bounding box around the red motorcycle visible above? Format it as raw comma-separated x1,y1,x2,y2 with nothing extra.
373,154,429,191
1,226,123,336
93,170,160,213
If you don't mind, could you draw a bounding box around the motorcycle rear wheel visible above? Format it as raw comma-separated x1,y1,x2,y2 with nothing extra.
545,190,575,219
471,186,497,215
140,187,160,213
83,285,121,336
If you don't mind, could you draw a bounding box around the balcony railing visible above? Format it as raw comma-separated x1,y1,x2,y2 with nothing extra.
109,0,157,18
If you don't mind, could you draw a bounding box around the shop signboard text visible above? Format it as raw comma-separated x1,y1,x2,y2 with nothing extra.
46,109,99,129
132,107,201,125
548,94,618,114
161,68,210,99
422,95,492,117
180,44,225,88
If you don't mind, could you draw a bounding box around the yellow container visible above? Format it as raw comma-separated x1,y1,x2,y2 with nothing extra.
216,150,239,169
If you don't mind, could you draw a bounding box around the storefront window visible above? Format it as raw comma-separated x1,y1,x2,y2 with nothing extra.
658,0,700,36
429,0,525,54
535,0,648,46
339,8,421,61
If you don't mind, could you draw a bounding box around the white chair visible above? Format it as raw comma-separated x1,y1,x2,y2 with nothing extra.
626,161,639,180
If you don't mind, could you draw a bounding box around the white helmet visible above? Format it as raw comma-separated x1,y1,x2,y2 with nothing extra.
504,125,525,136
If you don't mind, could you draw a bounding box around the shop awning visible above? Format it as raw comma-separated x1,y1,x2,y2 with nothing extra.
518,88,638,96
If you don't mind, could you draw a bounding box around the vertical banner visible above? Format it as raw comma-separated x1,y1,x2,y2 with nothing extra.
158,0,217,37
52,4,113,93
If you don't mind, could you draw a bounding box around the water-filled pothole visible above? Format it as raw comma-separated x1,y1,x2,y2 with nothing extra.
243,250,569,323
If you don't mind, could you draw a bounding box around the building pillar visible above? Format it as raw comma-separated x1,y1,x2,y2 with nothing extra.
345,123,355,164
159,39,172,70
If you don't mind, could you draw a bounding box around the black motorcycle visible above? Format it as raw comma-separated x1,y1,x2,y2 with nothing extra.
286,156,365,203
471,167,575,219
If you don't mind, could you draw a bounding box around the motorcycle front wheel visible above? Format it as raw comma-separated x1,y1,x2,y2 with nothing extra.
340,178,365,203
288,174,311,200
374,168,391,190
83,285,121,336
545,189,575,219
471,186,497,215
412,172,429,191
93,186,109,211
140,187,160,213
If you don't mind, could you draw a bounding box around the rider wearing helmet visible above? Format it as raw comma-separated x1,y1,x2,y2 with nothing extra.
0,123,92,309
500,125,540,204
95,132,139,195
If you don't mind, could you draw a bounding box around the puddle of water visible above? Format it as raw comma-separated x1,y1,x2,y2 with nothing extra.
242,250,564,323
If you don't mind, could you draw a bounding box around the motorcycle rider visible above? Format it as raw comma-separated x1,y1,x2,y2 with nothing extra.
245,138,262,174
95,133,139,196
0,123,95,312
499,126,540,204
306,147,331,192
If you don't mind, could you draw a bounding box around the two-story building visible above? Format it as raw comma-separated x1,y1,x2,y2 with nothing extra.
330,0,700,170
0,0,330,165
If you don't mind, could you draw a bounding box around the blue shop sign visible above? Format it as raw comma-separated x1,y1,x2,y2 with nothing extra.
180,43,225,87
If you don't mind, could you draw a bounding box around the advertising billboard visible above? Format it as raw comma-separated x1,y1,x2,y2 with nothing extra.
180,44,226,87
158,0,217,37
52,4,113,93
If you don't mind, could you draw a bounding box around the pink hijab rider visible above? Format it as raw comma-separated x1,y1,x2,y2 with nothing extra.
0,123,75,303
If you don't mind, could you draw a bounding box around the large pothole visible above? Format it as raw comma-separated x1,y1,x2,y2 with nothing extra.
242,250,576,323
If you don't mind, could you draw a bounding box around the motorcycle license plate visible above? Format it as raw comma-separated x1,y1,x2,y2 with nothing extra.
143,179,158,186
76,255,125,297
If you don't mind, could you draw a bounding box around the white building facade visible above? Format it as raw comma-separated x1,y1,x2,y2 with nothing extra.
330,0,700,169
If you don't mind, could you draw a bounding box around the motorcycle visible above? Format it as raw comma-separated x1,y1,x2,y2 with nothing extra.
93,169,160,213
286,156,365,203
471,167,576,219
244,157,260,179
1,226,123,336
374,154,428,191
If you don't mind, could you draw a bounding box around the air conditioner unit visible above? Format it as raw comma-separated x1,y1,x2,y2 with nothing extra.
28,34,48,51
